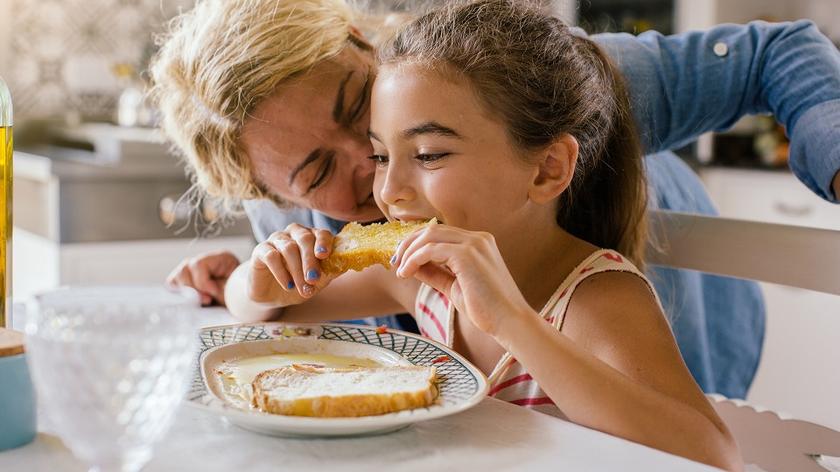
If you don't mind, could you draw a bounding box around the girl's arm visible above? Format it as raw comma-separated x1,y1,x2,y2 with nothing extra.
224,223,418,323
595,21,840,202
496,272,742,471
394,225,741,471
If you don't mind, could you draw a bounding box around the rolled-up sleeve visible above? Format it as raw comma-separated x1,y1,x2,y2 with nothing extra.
594,21,840,202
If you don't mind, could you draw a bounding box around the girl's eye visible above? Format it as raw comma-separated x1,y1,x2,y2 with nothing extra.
368,154,389,166
416,153,450,164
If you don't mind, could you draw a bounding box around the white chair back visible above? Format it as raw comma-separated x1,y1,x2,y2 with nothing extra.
648,210,840,472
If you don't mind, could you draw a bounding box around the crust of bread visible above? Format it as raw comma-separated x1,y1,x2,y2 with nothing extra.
321,219,436,275
251,365,438,417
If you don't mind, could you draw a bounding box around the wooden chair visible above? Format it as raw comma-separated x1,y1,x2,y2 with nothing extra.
648,211,840,472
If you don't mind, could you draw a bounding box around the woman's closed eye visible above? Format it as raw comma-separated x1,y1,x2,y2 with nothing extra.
306,151,335,193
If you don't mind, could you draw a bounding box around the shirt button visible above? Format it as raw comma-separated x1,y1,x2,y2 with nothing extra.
713,42,729,57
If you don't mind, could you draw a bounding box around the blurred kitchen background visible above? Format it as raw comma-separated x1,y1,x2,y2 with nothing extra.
1,0,839,430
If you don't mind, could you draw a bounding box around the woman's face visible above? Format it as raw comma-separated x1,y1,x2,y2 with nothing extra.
239,44,383,222
369,64,539,239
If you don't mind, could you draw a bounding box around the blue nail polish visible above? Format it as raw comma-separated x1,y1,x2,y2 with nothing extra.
307,269,320,281
390,255,397,265
287,281,295,290
316,246,328,254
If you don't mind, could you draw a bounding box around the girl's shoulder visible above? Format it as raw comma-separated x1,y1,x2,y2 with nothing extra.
556,249,652,299
558,249,666,346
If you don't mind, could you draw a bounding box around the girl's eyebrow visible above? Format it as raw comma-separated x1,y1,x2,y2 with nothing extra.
368,122,464,143
402,121,463,139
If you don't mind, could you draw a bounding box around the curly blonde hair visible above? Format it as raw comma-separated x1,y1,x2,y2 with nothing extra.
150,0,363,212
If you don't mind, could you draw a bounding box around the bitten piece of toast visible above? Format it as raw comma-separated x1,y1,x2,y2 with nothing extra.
251,364,438,417
321,219,436,275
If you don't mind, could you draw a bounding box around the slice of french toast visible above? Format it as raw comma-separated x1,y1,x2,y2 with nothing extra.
251,364,438,417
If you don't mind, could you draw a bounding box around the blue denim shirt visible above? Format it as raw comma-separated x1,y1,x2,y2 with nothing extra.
243,21,840,398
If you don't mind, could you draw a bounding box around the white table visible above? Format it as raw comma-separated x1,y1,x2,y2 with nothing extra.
1,308,720,471
1,397,719,472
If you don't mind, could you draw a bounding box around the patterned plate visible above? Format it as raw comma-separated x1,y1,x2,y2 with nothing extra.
187,322,489,437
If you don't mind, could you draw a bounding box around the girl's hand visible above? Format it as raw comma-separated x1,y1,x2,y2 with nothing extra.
248,223,337,306
392,224,530,336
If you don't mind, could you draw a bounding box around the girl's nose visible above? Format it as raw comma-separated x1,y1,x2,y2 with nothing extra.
379,157,415,206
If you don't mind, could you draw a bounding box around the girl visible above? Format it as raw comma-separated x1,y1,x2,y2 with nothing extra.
226,1,741,469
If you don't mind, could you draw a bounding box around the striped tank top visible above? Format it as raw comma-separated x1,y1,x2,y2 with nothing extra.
414,249,660,418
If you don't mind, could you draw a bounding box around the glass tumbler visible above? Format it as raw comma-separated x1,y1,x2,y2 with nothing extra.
25,286,199,472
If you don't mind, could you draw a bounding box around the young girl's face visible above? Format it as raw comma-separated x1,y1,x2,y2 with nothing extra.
369,64,541,238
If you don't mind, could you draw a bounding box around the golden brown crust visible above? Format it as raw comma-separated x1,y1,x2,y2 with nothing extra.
321,219,436,275
251,365,438,417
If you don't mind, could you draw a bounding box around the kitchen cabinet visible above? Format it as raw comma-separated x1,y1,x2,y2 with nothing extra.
13,228,253,302
700,167,840,431
11,142,255,302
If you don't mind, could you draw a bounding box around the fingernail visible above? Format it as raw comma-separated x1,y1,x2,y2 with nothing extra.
316,246,328,254
286,281,295,290
390,255,397,265
302,284,315,296
307,269,320,281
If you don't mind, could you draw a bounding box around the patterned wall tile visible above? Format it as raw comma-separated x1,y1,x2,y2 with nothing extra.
1,0,188,121
0,0,564,122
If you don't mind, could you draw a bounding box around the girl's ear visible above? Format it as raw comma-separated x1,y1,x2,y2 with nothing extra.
528,134,579,204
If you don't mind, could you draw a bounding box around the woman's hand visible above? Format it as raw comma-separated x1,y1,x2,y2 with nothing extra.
166,250,240,306
392,224,530,336
248,223,337,306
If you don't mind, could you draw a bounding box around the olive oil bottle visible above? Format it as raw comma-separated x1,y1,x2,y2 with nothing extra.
0,76,12,328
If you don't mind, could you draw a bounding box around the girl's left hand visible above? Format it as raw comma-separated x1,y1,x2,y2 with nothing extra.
392,224,530,336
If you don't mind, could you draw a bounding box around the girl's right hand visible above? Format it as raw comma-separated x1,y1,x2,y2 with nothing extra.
247,223,336,305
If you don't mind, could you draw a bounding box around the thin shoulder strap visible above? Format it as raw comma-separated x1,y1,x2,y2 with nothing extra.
486,249,655,385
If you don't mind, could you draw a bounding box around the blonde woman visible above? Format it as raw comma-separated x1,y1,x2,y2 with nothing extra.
152,0,840,400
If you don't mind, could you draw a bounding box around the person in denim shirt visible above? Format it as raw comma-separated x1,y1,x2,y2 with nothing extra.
157,5,840,400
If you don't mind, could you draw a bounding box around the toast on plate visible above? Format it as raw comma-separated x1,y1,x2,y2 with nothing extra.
251,364,438,417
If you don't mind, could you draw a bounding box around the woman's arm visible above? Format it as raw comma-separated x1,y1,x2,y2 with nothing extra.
496,271,741,471
594,21,840,202
225,260,416,323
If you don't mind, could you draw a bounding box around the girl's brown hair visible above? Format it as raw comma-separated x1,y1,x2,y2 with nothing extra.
379,0,648,266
